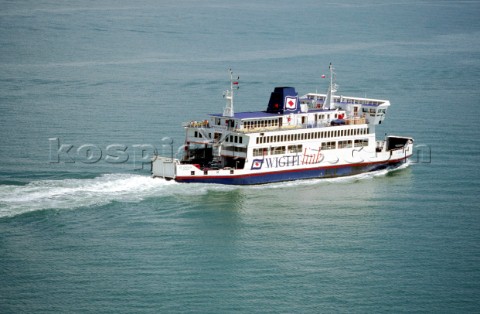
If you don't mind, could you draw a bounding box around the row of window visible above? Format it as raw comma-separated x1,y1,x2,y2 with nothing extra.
255,127,369,144
316,113,337,120
343,99,382,106
225,134,243,144
253,145,303,157
303,94,384,106
192,128,369,146
222,146,248,153
243,113,343,130
338,139,369,148
362,107,386,114
252,139,369,157
193,131,244,144
244,119,279,129
193,131,205,139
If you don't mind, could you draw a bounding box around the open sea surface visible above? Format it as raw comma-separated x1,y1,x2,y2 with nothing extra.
1,0,479,312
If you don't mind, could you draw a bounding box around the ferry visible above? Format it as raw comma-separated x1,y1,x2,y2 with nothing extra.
152,64,413,185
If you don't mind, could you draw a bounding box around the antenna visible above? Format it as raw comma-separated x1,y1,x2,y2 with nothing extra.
324,63,338,110
223,69,239,117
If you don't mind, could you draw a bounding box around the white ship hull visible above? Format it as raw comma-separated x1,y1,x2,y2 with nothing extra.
152,136,413,185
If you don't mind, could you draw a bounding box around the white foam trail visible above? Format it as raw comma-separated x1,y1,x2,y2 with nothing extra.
0,163,409,218
0,174,178,218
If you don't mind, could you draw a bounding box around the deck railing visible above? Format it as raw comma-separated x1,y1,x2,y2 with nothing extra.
183,116,368,134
